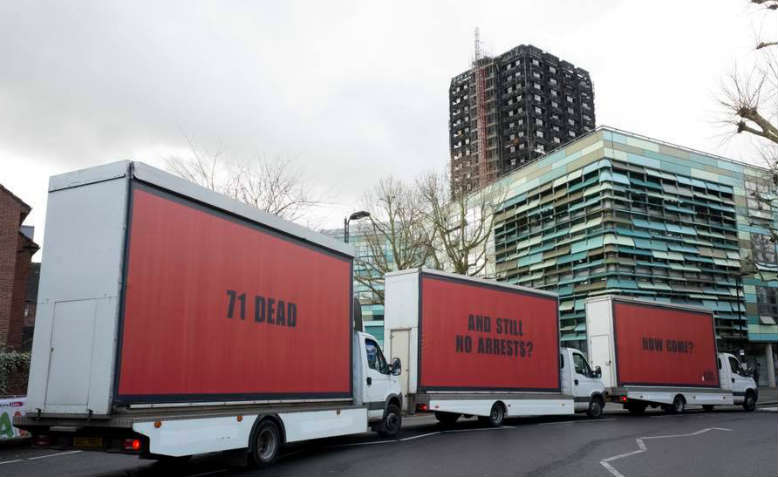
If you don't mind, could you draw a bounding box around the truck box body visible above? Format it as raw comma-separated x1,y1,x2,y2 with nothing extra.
586,295,720,390
385,269,572,418
26,161,354,416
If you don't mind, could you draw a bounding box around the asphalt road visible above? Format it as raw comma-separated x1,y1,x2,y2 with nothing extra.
0,405,775,477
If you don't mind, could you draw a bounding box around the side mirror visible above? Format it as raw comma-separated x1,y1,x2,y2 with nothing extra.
391,358,401,376
593,366,602,378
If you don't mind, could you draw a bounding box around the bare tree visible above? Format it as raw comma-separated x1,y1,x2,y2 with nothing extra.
233,157,320,222
355,176,436,301
165,141,320,222
418,171,504,277
721,1,778,147
165,139,236,194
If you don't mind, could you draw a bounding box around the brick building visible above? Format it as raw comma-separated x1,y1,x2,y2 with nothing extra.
0,185,38,351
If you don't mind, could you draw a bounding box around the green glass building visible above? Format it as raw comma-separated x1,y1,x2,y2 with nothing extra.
490,126,777,376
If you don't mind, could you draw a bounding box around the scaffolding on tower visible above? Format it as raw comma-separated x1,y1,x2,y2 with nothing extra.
473,28,490,188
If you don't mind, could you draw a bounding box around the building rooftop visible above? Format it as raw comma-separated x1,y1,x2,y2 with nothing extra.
0,183,32,212
557,125,769,172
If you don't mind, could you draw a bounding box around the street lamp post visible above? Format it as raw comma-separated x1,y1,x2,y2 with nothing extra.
344,210,370,243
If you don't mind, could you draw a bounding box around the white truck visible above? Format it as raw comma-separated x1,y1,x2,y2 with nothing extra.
384,269,605,425
586,295,758,414
16,161,402,466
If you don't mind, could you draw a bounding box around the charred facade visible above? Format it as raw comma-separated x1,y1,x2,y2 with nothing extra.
449,44,595,195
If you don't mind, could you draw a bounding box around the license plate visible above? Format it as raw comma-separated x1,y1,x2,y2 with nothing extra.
73,436,103,449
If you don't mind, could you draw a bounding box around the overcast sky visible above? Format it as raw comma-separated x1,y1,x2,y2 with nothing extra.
0,1,773,258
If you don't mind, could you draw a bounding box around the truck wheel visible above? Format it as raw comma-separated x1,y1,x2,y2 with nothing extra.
378,404,402,438
434,412,460,427
249,420,281,467
742,391,756,412
485,403,505,427
587,397,604,418
702,405,714,412
666,395,685,414
626,402,647,415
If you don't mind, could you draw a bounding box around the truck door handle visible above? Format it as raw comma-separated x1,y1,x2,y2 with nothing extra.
367,377,372,386
731,378,735,383
574,379,579,386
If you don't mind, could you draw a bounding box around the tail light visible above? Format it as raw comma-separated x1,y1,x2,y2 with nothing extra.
416,403,428,412
620,396,628,403
123,438,142,452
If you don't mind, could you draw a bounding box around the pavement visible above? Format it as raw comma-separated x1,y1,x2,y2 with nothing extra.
0,402,774,477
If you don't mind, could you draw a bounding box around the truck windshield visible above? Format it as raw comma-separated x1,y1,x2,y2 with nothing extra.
365,339,389,374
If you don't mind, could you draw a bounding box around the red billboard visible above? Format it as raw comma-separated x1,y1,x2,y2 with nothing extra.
613,301,719,388
115,183,353,402
419,274,560,391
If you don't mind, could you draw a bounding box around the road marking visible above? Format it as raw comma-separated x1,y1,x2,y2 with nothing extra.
758,407,777,412
444,426,515,433
599,427,733,477
0,459,23,465
27,450,83,461
399,431,441,441
187,470,227,477
537,421,573,426
333,425,518,448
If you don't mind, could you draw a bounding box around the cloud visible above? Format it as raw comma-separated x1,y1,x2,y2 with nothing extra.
0,0,769,256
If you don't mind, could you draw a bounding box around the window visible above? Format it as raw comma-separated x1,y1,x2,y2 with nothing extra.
753,234,777,264
573,353,592,376
746,179,772,211
536,130,544,138
549,66,556,74
534,94,541,102
551,101,558,108
365,338,389,374
757,286,778,316
532,59,540,66
534,83,541,90
728,356,742,375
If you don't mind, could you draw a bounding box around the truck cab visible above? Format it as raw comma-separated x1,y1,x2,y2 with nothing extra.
718,352,758,411
560,347,606,418
353,331,403,435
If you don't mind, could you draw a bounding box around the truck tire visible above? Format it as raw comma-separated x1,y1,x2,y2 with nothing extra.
587,396,604,418
482,402,505,427
378,404,402,438
702,405,714,412
665,395,685,414
742,391,756,412
249,419,282,467
626,402,647,415
434,412,460,427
